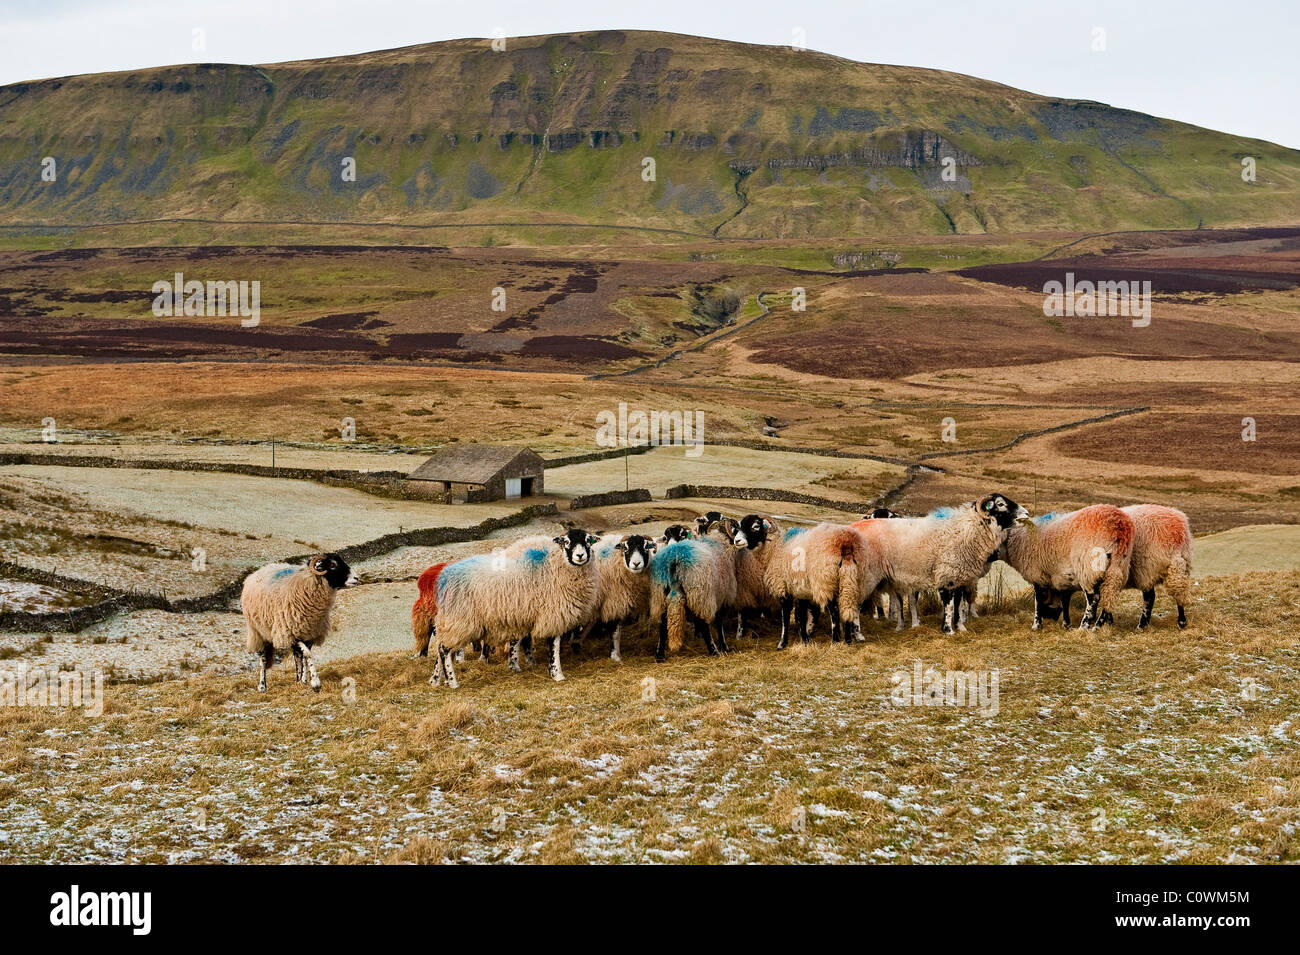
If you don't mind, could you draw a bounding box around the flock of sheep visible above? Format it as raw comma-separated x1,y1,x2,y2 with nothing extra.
239,493,1194,693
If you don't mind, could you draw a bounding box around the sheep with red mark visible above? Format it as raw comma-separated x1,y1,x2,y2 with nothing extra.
763,522,883,648
429,529,599,688
998,504,1135,631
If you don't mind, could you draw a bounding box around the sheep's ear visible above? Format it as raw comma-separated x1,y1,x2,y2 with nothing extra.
553,535,567,546
762,518,774,531
614,540,627,551
981,498,995,513
587,534,599,545
646,540,658,552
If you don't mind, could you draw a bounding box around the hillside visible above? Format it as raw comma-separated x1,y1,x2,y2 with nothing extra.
3,30,1299,238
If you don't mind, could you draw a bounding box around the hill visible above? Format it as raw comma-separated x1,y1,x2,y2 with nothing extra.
3,30,1300,238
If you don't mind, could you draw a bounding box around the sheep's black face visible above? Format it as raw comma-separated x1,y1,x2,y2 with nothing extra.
867,507,901,520
978,494,1029,529
554,529,595,566
661,524,692,544
311,553,353,589
615,534,656,573
694,511,726,536
733,514,771,549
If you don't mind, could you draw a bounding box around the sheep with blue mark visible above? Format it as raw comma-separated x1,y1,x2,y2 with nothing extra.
998,505,1135,630
241,553,357,692
648,523,738,660
429,529,600,688
855,494,1027,634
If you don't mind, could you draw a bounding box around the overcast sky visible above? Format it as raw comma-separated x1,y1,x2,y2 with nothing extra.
2,0,1296,149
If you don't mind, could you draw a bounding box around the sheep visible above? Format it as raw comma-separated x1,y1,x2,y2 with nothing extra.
429,528,599,689
857,508,979,629
998,505,1135,631
574,533,658,662
241,553,356,693
412,561,449,657
718,514,784,639
1090,505,1192,629
763,522,882,648
855,493,1027,635
649,527,738,661
414,561,508,664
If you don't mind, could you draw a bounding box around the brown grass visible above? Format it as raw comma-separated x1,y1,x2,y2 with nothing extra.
2,571,1299,864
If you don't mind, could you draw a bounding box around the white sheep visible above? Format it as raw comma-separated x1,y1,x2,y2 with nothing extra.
576,533,658,662
241,553,356,692
999,504,1135,630
763,522,883,647
430,528,599,688
857,494,1027,634
858,508,980,629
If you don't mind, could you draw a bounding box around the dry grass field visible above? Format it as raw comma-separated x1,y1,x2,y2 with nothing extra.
2,572,1297,864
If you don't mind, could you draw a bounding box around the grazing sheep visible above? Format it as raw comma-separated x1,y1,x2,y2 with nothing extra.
763,522,882,648
649,528,738,661
430,529,599,689
856,494,1027,634
1095,505,1193,629
576,533,658,662
999,505,1135,631
242,553,356,692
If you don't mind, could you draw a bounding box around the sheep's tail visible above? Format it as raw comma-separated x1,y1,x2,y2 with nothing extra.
666,585,686,652
833,531,863,622
1097,510,1136,614
412,562,447,657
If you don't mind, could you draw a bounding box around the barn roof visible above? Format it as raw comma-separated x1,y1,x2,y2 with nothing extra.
408,444,541,484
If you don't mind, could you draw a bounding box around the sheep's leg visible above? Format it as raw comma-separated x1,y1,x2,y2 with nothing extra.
1059,590,1072,629
505,639,522,673
714,614,731,655
777,596,794,650
790,605,811,641
439,643,459,689
429,645,445,685
805,603,819,638
547,634,565,683
522,635,535,666
257,645,272,693
939,587,956,635
909,592,920,628
830,599,842,643
1031,586,1045,631
655,613,669,663
291,643,303,683
1135,589,1156,629
1079,588,1099,630
690,612,719,656
293,640,321,692
610,622,623,663
890,592,905,631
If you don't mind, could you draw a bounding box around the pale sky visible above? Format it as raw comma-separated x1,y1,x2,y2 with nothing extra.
2,0,1296,149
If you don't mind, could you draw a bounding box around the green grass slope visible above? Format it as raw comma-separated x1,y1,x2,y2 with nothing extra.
2,30,1299,238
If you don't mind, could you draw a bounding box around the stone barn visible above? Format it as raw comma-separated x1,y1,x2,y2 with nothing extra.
408,445,544,503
